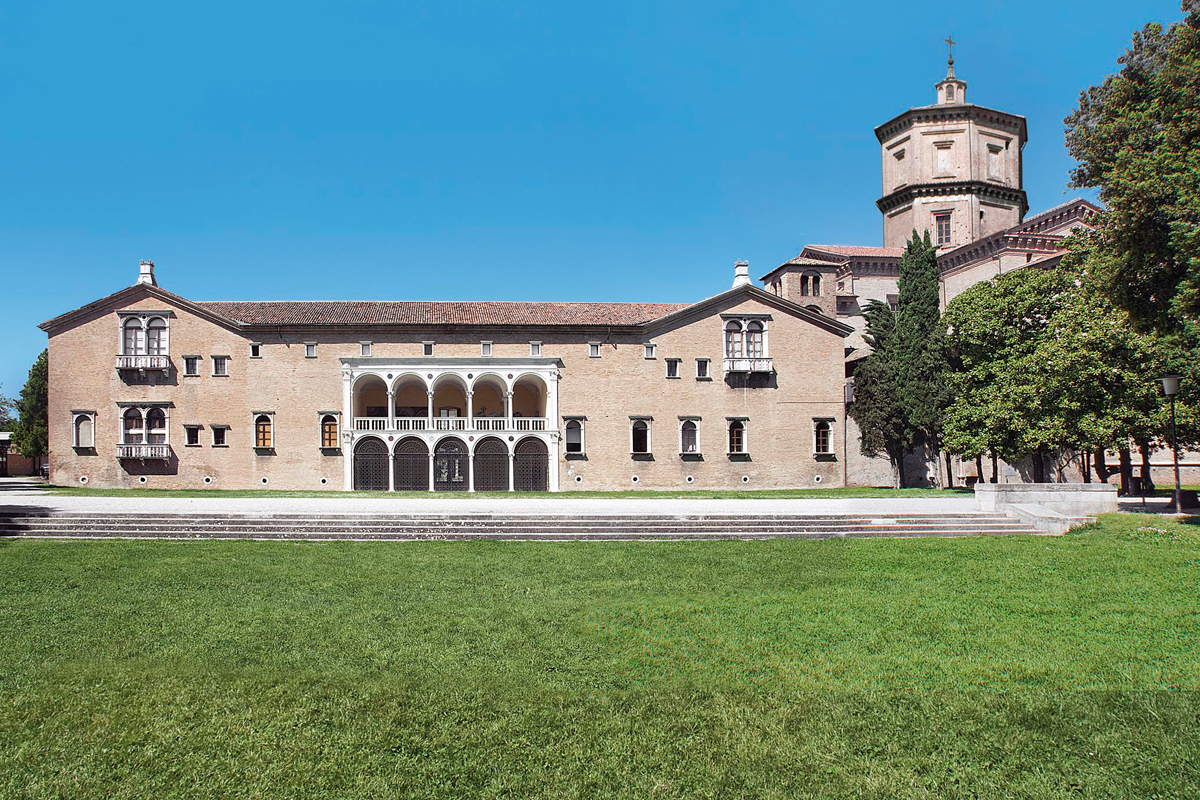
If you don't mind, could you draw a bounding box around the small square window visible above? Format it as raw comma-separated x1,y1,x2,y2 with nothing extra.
360,342,372,357
185,426,201,446
665,359,680,379
696,359,710,379
481,341,493,357
422,341,434,357
249,343,261,359
644,344,656,359
183,356,200,376
212,427,228,447
212,356,229,377
305,343,317,358
530,341,541,357
589,343,601,358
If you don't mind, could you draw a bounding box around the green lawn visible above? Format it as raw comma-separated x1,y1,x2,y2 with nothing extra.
1,514,1197,799
45,485,968,500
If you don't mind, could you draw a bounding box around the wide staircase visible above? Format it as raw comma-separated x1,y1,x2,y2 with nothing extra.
0,511,1041,540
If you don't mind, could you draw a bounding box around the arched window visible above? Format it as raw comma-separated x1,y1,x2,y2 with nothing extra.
146,318,168,356
255,415,273,448
123,318,144,355
74,414,94,449
146,408,167,444
724,321,743,358
814,420,832,454
810,274,821,296
746,321,764,358
631,420,650,454
321,415,339,448
565,419,583,453
728,420,746,454
123,408,144,444
680,420,698,454
801,275,811,297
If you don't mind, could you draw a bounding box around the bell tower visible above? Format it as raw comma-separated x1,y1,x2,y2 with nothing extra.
874,39,1028,250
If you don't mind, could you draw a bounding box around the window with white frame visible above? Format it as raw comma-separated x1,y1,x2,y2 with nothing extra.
249,342,262,359
630,418,651,454
212,425,228,447
745,322,765,358
529,341,542,357
119,314,170,356
481,341,493,357
212,356,229,376
422,341,434,357
696,358,710,379
146,318,168,356
305,343,317,358
184,425,202,446
724,321,743,357
724,318,769,359
360,342,372,357
72,412,95,449
122,408,144,444
146,408,167,444
254,414,274,449
987,144,1003,180
588,342,601,358
183,356,200,376
643,343,656,359
320,415,340,448
665,358,680,379
727,419,747,454
679,419,699,454
935,213,952,246
121,407,169,445
814,419,833,454
564,418,585,454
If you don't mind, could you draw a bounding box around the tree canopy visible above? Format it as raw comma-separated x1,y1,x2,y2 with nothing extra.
13,350,49,464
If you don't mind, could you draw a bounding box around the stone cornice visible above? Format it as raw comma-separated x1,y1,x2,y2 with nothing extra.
874,103,1027,144
876,180,1030,217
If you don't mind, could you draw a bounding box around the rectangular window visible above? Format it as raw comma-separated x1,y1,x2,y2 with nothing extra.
183,356,200,376
422,341,434,357
305,343,317,358
665,359,680,379
935,213,952,246
481,341,493,357
360,342,372,357
589,342,601,358
184,425,201,446
249,343,261,359
935,143,952,175
321,416,340,448
212,356,229,377
212,426,228,447
529,341,541,357
643,343,656,359
696,359,710,379
987,145,1003,179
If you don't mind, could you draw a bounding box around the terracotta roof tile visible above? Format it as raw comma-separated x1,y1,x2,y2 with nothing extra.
196,300,691,327
804,244,905,258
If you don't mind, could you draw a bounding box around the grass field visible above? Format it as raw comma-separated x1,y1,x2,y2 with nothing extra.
1,513,1198,798
44,485,968,500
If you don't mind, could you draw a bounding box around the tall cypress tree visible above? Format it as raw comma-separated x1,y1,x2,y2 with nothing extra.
849,300,909,487
892,230,950,485
14,350,49,470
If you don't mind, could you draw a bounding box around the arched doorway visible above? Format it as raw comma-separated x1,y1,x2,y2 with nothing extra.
473,437,509,492
393,437,429,491
433,437,469,492
513,437,548,492
353,438,389,491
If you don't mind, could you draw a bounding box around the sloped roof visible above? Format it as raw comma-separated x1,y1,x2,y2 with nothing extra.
803,245,905,258
195,300,690,327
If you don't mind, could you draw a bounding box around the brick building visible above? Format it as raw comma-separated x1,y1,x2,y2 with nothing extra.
40,261,853,491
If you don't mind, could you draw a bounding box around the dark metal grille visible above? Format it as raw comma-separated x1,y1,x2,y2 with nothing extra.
393,437,429,492
513,438,548,492
434,438,469,492
473,437,509,492
353,438,390,492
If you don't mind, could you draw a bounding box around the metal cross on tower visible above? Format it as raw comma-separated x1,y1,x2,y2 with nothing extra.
945,35,955,61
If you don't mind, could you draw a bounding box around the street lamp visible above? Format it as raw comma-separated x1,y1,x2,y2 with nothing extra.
1159,374,1183,513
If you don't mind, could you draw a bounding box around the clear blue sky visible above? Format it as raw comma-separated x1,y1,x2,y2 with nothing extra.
0,0,1181,402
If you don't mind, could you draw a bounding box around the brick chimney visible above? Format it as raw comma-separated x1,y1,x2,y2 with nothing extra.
732,260,751,288
137,260,156,286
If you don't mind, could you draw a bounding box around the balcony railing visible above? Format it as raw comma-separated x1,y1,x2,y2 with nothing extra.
116,443,172,459
116,354,171,371
723,357,774,373
352,417,548,433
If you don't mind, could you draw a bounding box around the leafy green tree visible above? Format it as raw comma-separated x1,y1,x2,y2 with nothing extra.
0,384,14,430
849,300,908,486
13,350,49,469
1064,1,1200,335
892,230,950,484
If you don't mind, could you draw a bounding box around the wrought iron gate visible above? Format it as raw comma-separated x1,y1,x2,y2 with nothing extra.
434,438,469,492
473,437,509,492
513,437,548,492
393,437,429,491
353,438,390,492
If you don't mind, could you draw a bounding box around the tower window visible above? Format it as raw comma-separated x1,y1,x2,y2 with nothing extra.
946,83,955,101
935,143,952,175
935,213,952,246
